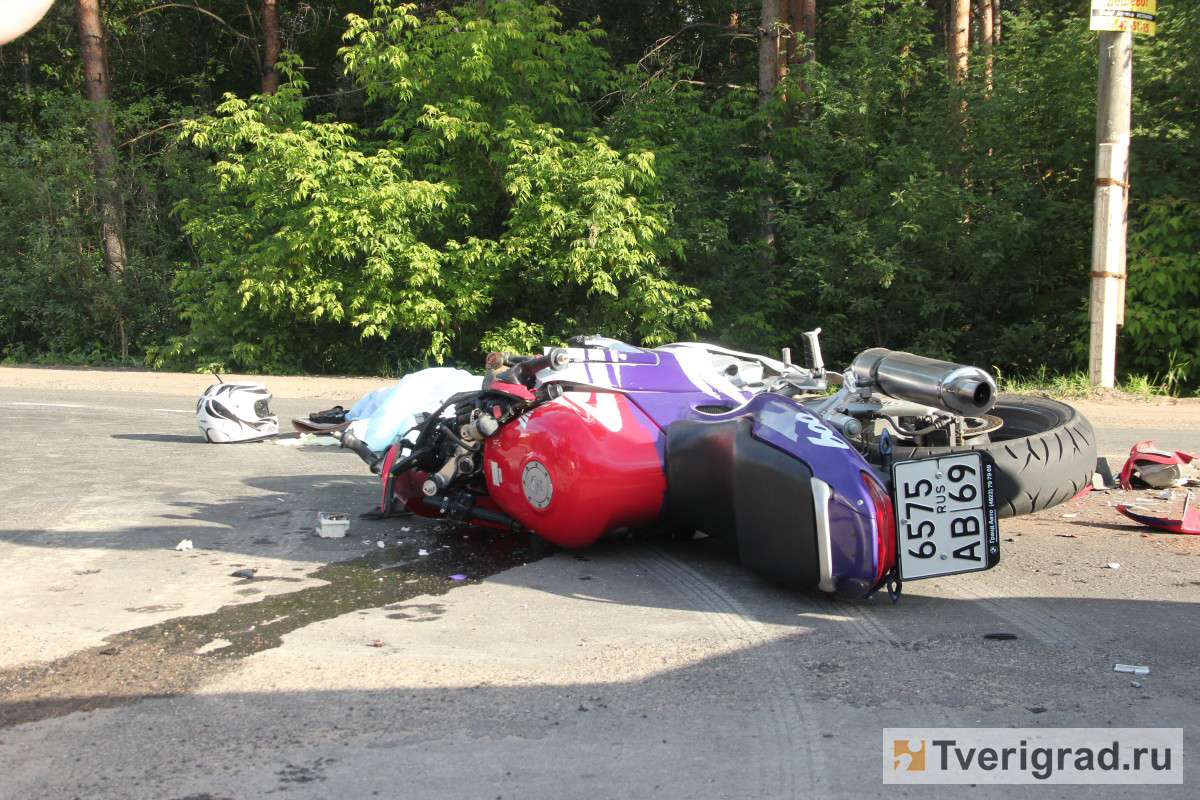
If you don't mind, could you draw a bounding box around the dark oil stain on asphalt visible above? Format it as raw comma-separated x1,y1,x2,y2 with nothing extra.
0,522,550,729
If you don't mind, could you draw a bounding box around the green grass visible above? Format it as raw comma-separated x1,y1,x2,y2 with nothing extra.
994,366,1178,400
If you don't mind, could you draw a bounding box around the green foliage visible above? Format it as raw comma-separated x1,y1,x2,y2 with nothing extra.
161,2,709,372
769,2,1098,372
604,61,768,348
1123,197,1200,391
4,0,1199,382
0,92,199,362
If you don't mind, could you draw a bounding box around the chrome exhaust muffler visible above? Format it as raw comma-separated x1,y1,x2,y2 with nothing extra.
850,348,997,416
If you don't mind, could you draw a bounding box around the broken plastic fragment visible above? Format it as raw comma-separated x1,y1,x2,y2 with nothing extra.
174,539,193,551
376,541,385,549
1106,563,1120,569
1114,663,1150,675
418,549,429,556
1116,490,1200,535
1119,440,1195,489
448,574,467,581
231,568,257,579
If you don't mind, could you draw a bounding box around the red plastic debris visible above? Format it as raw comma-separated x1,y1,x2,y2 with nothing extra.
1118,440,1195,490
1116,491,1200,535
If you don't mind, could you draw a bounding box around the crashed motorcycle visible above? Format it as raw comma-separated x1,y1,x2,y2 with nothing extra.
338,333,1096,600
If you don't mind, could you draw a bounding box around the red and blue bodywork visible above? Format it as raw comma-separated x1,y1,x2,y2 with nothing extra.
380,342,898,599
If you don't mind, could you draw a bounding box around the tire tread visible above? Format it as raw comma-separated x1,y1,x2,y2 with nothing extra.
876,395,1096,519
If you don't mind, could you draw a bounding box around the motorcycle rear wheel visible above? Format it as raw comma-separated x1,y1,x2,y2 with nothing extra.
873,395,1097,518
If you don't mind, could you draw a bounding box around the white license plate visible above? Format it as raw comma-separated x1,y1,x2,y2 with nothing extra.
892,452,999,581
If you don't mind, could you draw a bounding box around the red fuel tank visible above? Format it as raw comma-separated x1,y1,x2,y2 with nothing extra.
483,392,667,547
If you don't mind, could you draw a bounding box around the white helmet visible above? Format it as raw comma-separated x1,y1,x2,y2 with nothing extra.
196,382,279,443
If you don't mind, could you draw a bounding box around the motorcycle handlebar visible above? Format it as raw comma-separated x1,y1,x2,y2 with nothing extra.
507,347,570,388
331,429,381,473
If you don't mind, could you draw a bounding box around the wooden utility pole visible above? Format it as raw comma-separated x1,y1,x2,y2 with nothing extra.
1088,30,1133,388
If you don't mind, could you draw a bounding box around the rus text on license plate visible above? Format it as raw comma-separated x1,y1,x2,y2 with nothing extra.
892,452,999,581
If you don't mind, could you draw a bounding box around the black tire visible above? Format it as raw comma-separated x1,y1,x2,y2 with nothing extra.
875,395,1096,518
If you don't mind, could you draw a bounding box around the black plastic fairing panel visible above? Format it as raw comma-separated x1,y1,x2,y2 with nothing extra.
666,417,820,588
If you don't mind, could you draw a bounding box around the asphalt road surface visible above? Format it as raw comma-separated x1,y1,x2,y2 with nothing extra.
0,366,1196,799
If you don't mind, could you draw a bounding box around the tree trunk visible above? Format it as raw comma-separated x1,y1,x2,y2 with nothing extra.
75,0,127,282
20,44,33,99
992,0,1001,45
948,0,969,85
781,0,816,70
260,0,281,94
758,0,783,263
800,0,816,63
976,0,994,93
759,0,783,102
75,0,129,359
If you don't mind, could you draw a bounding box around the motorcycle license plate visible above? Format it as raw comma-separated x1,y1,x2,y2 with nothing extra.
892,452,999,581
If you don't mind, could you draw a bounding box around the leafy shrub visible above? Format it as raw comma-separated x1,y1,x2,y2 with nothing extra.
160,2,709,373
1123,197,1200,392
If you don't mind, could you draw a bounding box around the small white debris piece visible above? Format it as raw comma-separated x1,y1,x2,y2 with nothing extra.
276,433,341,447
1106,563,1120,569
195,638,232,655
1115,664,1150,676
418,549,429,556
1062,513,1078,518
376,541,385,549
175,539,193,551
401,527,412,532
